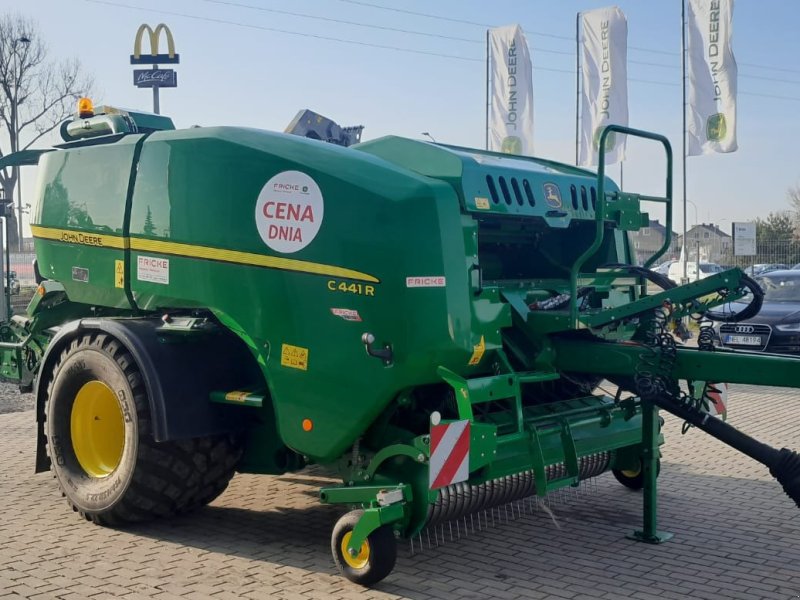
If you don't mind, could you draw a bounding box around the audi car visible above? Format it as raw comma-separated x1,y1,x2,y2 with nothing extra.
718,270,800,354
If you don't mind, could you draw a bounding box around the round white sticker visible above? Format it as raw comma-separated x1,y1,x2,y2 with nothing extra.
255,171,324,253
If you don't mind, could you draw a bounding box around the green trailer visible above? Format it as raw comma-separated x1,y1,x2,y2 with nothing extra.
0,102,797,585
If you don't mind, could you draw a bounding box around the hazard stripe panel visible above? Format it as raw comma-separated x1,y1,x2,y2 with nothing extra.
429,420,470,490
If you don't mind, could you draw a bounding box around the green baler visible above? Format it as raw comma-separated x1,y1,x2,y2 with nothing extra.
1,104,798,586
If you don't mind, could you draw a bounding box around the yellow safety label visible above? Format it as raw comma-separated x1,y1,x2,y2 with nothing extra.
281,344,309,371
225,391,252,402
474,197,490,210
114,260,125,288
468,335,485,366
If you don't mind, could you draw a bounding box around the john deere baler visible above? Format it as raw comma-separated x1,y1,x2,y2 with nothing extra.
0,104,798,586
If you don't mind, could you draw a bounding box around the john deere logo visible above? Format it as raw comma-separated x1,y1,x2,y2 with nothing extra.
706,113,727,142
500,136,522,155
543,183,562,208
130,23,180,65
592,127,617,152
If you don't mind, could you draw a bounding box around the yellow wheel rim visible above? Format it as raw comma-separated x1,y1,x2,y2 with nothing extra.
70,381,125,478
621,466,641,478
341,531,370,569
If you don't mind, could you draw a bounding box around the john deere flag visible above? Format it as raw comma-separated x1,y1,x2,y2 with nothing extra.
687,0,737,155
578,6,628,166
488,25,534,155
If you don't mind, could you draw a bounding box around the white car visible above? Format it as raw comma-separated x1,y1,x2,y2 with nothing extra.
667,261,723,284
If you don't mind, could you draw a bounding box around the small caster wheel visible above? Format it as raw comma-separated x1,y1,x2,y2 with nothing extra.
332,510,397,586
612,460,660,490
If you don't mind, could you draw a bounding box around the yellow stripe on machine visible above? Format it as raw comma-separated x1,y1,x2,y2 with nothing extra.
30,225,128,250
30,225,379,284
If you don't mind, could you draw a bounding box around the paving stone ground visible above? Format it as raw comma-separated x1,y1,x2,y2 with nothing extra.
0,383,799,600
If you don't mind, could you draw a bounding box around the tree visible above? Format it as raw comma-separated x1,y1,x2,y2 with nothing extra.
787,183,800,237
143,205,156,236
0,13,93,249
755,211,799,265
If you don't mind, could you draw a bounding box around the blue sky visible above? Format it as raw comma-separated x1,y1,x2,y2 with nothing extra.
7,0,800,234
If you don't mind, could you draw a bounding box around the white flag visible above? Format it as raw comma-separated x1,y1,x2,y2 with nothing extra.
578,6,628,166
687,0,737,155
488,25,534,155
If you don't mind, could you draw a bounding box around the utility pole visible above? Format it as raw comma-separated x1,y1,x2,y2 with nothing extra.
13,36,31,251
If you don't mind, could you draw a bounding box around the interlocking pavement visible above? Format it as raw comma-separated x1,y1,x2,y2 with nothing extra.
1,384,799,599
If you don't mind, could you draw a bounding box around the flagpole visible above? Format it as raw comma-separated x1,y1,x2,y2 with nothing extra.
575,12,581,166
681,0,688,284
485,29,490,150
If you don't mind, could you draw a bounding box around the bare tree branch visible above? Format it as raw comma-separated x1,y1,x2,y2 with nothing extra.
0,12,93,248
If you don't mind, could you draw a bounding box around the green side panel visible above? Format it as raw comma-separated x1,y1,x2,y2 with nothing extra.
125,127,499,462
32,135,145,309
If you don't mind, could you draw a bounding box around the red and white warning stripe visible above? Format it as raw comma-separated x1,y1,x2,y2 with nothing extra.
429,419,470,490
706,382,728,418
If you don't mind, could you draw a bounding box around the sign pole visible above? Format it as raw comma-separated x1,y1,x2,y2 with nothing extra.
152,64,160,114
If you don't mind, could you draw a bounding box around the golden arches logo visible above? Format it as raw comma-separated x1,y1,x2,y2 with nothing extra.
132,23,179,63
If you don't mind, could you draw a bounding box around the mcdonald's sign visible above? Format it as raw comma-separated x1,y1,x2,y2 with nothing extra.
130,23,180,65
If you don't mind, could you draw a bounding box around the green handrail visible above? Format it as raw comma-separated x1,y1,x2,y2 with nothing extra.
569,125,673,327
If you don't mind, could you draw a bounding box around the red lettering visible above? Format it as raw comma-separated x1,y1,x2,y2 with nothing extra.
267,224,303,241
262,201,315,223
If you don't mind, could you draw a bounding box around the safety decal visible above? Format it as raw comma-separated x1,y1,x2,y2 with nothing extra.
330,308,362,322
71,267,89,283
281,343,309,371
225,391,255,402
468,335,485,366
255,170,324,254
114,260,124,289
406,276,446,288
137,255,169,285
429,419,470,489
474,196,490,210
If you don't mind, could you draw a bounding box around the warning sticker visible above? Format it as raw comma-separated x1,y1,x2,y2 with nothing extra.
255,171,324,254
281,343,309,371
114,260,124,289
468,335,485,366
137,256,169,285
330,308,362,322
406,276,446,288
474,197,490,210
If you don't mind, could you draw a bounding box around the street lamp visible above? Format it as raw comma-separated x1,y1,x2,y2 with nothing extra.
421,132,436,143
13,35,31,252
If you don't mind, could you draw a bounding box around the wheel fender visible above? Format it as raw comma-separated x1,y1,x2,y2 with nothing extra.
35,317,258,473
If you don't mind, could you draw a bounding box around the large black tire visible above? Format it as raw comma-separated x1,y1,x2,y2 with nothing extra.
44,332,241,525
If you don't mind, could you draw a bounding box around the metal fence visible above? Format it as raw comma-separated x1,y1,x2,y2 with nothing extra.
7,252,36,285
636,239,800,272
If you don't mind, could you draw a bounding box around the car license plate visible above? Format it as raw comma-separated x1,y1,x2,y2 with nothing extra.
725,335,762,346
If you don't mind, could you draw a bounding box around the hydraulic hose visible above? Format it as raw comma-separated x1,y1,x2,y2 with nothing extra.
644,391,800,509
604,264,763,323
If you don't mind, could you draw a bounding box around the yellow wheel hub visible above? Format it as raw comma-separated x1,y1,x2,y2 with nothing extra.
341,531,370,569
621,466,641,478
70,381,125,478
